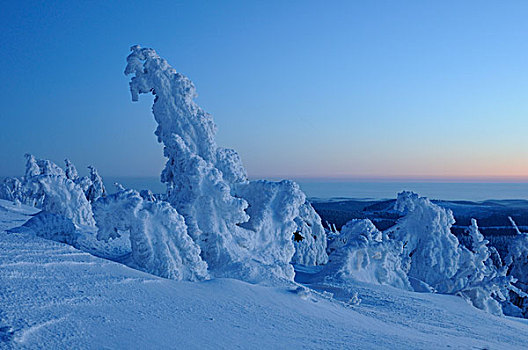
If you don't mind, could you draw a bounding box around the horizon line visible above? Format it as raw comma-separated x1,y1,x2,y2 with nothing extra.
3,174,528,183
250,175,528,183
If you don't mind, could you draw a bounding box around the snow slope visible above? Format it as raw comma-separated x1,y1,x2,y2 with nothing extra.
1,200,528,349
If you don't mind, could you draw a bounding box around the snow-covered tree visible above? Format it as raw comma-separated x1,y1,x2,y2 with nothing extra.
0,177,23,203
385,194,516,316
386,191,460,292
506,231,528,292
503,219,528,317
0,155,95,227
64,158,79,181
85,166,106,202
0,154,110,228
452,219,493,290
124,45,326,282
451,219,511,316
125,45,250,274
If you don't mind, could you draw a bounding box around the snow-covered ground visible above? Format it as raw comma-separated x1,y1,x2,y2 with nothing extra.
1,199,528,349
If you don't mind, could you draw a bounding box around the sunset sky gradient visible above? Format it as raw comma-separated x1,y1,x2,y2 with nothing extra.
1,1,527,181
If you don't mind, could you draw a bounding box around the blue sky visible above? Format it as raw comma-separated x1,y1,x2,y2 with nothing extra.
1,1,527,180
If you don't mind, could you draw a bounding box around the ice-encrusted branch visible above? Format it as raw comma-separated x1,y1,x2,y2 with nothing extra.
509,216,524,236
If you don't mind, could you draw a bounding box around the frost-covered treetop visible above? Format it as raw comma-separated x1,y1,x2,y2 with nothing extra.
25,153,65,178
125,45,217,162
336,219,384,248
468,219,487,251
394,191,423,214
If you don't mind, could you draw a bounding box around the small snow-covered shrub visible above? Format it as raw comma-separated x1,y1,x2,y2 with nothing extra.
233,180,305,281
322,219,410,290
94,188,209,281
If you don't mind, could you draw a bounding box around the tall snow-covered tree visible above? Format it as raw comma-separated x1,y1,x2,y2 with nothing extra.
385,196,516,316
124,45,327,281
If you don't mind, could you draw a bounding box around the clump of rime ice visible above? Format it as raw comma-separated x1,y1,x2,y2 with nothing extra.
233,180,304,281
322,219,410,290
124,45,326,282
291,201,328,266
0,155,96,227
93,188,209,281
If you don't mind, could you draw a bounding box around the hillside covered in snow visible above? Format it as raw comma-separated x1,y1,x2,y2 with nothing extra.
2,200,528,349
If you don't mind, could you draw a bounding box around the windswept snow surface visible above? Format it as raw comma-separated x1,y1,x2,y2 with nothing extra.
2,200,528,349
